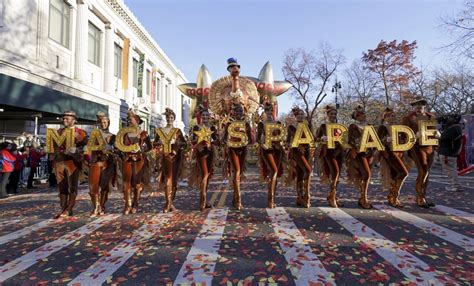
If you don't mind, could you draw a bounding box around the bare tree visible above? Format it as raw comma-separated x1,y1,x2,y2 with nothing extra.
282,43,345,130
441,0,474,60
336,61,385,124
428,64,474,115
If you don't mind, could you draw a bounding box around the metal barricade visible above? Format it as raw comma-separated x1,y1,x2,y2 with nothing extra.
35,157,49,180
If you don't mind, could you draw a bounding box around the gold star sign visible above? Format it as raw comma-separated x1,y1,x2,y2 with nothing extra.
194,127,213,144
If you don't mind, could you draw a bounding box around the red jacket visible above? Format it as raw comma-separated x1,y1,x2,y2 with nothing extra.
1,149,16,173
29,148,45,168
14,153,28,171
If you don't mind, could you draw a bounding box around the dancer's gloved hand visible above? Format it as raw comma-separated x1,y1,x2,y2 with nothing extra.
68,147,77,154
322,135,328,142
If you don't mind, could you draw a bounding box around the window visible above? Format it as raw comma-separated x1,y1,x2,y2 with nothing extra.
88,22,101,66
49,0,70,48
146,70,151,95
132,59,139,88
114,44,122,78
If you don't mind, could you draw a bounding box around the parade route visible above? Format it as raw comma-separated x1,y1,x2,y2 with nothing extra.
0,168,472,285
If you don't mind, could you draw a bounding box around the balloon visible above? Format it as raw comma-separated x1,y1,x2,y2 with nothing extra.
177,64,212,121
247,61,293,119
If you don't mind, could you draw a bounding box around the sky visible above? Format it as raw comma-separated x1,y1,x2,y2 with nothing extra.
124,0,465,113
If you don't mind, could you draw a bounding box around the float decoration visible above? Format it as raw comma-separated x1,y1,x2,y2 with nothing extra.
209,76,259,117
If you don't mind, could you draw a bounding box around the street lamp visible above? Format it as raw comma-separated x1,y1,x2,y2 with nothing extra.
331,78,342,109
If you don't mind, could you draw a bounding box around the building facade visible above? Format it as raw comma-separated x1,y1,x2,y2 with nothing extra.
0,0,188,138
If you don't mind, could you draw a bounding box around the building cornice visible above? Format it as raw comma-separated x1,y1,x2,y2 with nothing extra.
104,0,187,82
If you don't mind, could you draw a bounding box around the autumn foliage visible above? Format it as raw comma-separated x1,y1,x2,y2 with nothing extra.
362,40,420,106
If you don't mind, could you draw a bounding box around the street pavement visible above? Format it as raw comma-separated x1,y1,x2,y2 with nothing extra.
0,166,472,285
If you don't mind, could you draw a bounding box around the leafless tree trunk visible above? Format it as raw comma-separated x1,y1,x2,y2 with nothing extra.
282,43,345,130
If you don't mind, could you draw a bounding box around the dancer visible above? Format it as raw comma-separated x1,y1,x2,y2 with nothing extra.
155,108,186,213
347,106,374,209
88,112,116,216
122,110,152,215
257,102,284,208
402,97,438,208
191,107,218,211
377,107,409,208
53,111,88,218
315,105,344,208
287,107,313,208
223,103,252,210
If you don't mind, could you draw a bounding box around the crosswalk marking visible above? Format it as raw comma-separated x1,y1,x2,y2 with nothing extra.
0,219,22,228
267,207,335,286
216,188,228,208
374,204,474,252
0,219,54,245
319,207,449,284
0,214,119,283
68,213,172,286
435,205,474,224
208,190,220,206
173,208,228,286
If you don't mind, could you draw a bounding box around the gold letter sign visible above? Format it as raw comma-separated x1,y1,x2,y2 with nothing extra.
227,121,248,148
418,120,439,146
326,123,349,149
263,123,286,149
291,123,315,148
390,125,416,152
116,127,140,152
358,126,384,153
46,128,74,153
156,128,178,154
86,129,106,154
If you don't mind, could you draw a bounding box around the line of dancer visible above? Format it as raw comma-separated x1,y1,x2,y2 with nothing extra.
48,59,448,218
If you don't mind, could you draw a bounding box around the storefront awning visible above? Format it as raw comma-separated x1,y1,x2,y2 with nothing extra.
0,73,107,122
